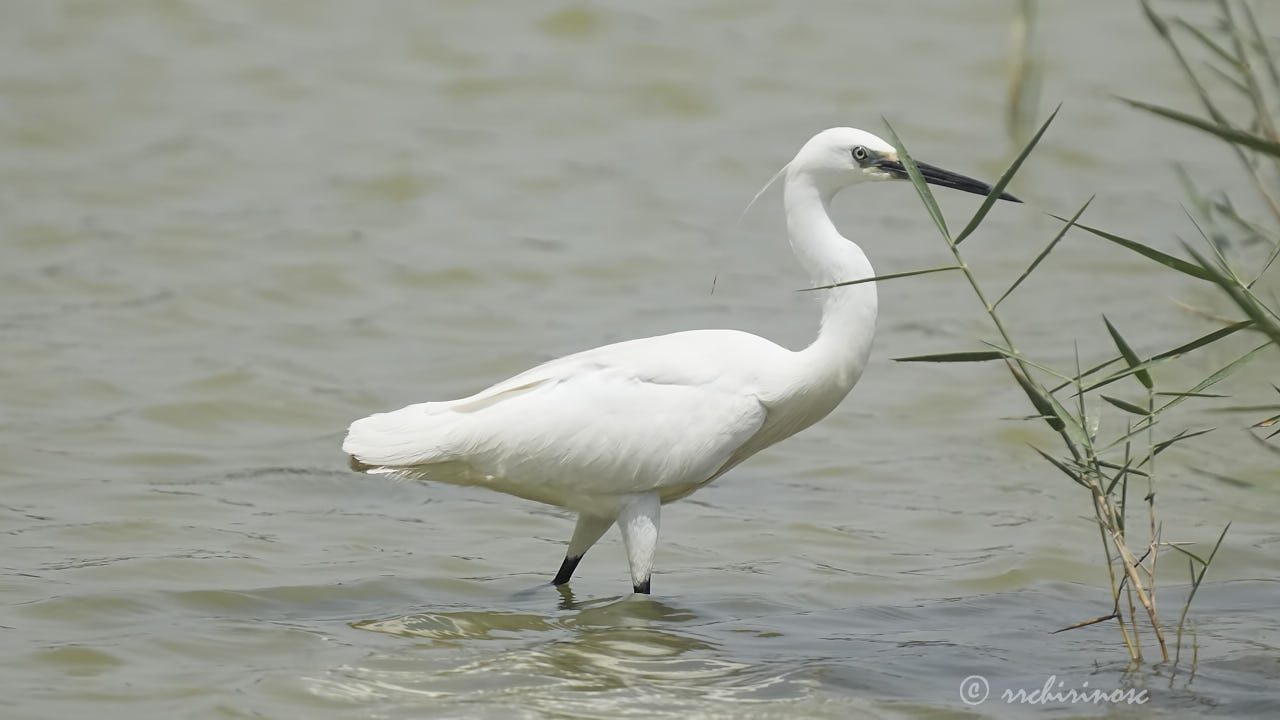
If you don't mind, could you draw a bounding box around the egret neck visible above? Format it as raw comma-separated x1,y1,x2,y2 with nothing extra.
785,166,878,391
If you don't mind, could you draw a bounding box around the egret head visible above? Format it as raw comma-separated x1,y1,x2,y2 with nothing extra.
789,127,1020,202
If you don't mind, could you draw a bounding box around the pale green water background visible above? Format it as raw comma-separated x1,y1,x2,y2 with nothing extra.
2,2,1279,718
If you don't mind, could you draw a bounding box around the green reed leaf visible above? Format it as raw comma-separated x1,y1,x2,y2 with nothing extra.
803,265,961,291
996,195,1093,308
1102,394,1151,416
1028,444,1088,488
1119,96,1280,158
1153,427,1216,455
1052,215,1216,281
955,104,1059,245
1172,18,1240,67
1157,341,1273,414
894,350,1005,363
1103,316,1154,390
883,119,951,242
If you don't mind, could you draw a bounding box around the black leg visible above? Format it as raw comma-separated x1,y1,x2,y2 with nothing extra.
552,554,582,586
633,578,650,594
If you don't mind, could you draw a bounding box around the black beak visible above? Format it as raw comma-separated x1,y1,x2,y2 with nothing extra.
876,158,1021,203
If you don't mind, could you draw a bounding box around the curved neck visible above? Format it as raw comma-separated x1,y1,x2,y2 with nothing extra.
784,172,878,387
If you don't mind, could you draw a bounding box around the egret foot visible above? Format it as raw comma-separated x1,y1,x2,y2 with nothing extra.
618,493,660,596
552,514,613,586
552,555,582,586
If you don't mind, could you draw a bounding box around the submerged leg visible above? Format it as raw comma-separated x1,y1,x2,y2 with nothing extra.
552,513,613,586
617,492,661,594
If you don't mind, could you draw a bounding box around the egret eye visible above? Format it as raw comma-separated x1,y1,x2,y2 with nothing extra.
852,146,869,162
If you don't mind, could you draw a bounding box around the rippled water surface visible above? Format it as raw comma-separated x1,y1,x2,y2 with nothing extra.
3,2,1279,718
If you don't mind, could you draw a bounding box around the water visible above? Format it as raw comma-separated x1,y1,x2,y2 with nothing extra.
3,1,1278,718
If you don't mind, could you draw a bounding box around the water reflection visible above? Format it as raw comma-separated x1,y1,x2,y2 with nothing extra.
334,590,800,712
352,589,702,642
351,608,558,641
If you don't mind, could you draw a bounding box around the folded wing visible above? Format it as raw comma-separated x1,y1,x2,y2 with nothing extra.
343,332,774,509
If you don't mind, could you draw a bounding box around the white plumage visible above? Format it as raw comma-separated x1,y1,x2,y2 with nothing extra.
343,127,1016,594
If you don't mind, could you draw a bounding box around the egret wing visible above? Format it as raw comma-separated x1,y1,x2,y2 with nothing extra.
343,339,771,506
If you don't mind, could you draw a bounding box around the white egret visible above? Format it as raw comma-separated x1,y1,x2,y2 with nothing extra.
343,128,1018,594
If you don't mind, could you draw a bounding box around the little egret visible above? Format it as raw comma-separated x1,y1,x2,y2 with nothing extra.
343,128,1018,594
